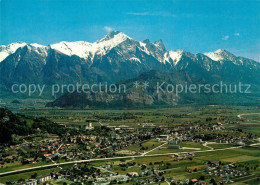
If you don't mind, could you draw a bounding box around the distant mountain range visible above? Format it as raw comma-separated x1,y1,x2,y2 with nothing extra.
1,31,259,106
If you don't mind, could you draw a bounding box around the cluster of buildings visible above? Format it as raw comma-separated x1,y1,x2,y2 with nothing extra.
95,174,129,184
166,178,205,185
27,126,155,163
171,152,195,161
25,172,63,185
205,163,249,182
215,136,248,145
154,121,254,149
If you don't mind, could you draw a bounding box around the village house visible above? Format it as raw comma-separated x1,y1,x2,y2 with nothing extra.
25,179,37,185
168,145,180,149
37,175,52,183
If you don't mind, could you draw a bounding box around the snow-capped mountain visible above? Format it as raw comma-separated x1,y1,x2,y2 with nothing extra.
2,31,256,66
49,31,170,65
49,31,131,61
204,49,242,64
0,42,48,63
0,42,27,62
0,31,181,65
0,31,259,97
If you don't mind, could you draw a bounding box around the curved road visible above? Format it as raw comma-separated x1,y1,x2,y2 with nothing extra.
237,113,260,120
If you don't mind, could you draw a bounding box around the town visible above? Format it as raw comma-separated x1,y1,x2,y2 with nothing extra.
0,105,259,185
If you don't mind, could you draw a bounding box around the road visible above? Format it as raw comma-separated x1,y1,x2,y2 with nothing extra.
237,113,260,120
56,143,63,152
203,142,214,150
0,145,245,177
141,142,167,156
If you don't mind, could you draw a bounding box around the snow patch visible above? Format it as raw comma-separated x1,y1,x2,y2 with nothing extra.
204,49,224,61
129,57,141,63
164,50,183,65
51,41,92,59
139,42,150,55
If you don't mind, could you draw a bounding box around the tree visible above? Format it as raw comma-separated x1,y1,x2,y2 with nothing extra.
210,178,217,185
199,175,205,180
18,178,25,182
161,176,165,181
31,172,38,179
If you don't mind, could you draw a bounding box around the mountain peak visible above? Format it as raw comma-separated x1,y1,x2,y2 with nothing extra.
97,31,130,43
142,39,166,50
154,39,163,44
103,30,120,40
215,49,225,53
107,30,121,37
214,49,235,58
215,49,231,55
204,49,241,65
154,39,166,50
143,39,151,44
204,49,232,61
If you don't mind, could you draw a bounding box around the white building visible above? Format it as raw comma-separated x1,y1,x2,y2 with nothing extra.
26,179,37,185
37,175,52,183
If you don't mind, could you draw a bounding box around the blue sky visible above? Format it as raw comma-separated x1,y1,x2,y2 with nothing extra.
1,0,259,61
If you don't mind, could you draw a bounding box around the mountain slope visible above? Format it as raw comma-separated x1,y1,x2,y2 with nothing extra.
47,70,260,108
46,70,188,108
